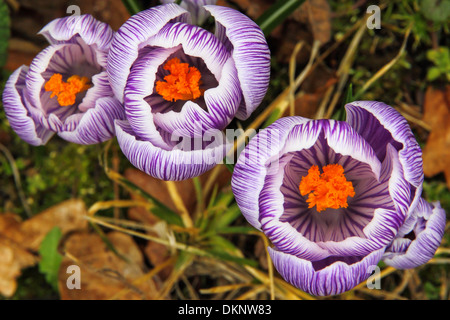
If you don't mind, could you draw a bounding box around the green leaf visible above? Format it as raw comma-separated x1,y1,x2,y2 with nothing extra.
224,162,235,173
343,83,353,105
217,226,256,235
427,47,450,67
262,108,282,128
175,250,193,270
121,0,143,15
256,0,305,36
214,203,242,229
206,235,258,267
0,0,10,68
426,47,450,81
420,0,450,23
38,227,63,292
427,67,442,81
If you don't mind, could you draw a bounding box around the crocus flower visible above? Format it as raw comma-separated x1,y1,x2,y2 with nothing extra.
108,3,270,180
2,14,124,146
160,0,218,25
231,101,446,296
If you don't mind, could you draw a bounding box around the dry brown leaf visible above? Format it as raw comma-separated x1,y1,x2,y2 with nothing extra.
58,231,159,300
422,85,450,188
144,239,173,280
0,236,37,297
221,0,275,20
294,0,331,45
73,0,130,30
20,199,88,251
0,213,23,243
0,199,88,297
276,0,331,64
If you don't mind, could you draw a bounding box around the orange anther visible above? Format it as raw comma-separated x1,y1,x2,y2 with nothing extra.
44,73,90,107
155,58,203,102
299,164,355,212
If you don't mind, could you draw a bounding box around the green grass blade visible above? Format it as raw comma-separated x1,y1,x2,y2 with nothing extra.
121,0,143,15
256,0,305,36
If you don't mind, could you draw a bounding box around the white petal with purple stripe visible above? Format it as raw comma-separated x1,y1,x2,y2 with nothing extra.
107,4,190,102
2,66,54,146
205,5,271,120
382,198,446,269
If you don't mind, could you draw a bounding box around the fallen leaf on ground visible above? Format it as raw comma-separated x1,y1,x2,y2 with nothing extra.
58,231,159,300
0,199,88,297
276,0,332,64
221,0,275,20
422,85,450,188
293,0,332,45
73,0,130,30
0,235,37,297
20,198,88,251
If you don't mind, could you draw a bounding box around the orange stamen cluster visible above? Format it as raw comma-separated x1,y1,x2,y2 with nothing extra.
155,58,203,102
44,73,90,107
299,164,355,212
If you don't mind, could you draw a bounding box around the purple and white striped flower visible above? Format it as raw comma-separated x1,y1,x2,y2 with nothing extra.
383,198,446,269
231,101,446,296
160,0,218,25
2,14,124,146
108,3,270,181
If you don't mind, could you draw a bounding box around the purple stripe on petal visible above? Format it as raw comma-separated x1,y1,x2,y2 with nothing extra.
38,14,114,52
269,246,384,296
382,198,446,269
345,101,424,190
145,22,230,80
384,144,411,218
322,120,381,180
107,4,190,102
2,66,54,145
205,5,270,120
161,0,218,25
115,120,230,181
78,71,114,112
231,116,311,230
25,44,66,113
259,162,330,261
58,96,125,144
26,43,102,114
124,46,178,149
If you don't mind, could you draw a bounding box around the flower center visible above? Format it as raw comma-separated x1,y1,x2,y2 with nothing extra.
299,164,355,212
155,58,203,102
44,73,90,107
